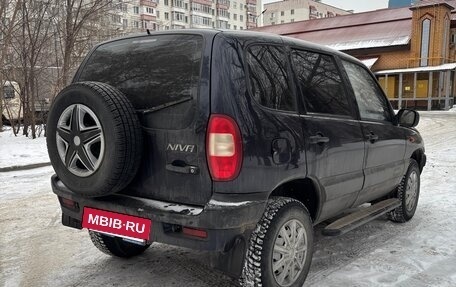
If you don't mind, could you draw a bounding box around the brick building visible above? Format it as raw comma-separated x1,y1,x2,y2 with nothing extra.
255,0,456,110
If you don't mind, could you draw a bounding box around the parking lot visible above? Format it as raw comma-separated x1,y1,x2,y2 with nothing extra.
1,112,455,287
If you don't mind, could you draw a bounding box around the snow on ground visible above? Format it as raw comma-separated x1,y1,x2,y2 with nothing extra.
0,126,49,168
0,112,455,287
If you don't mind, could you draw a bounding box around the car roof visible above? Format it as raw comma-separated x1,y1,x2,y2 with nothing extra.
93,29,363,66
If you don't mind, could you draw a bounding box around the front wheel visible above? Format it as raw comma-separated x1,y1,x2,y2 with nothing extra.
89,231,151,258
388,159,421,223
240,197,314,287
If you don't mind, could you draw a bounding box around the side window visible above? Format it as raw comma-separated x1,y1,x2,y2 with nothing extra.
246,45,296,112
292,50,352,117
342,61,392,122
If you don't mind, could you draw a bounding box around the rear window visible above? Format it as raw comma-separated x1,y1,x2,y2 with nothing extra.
78,34,203,110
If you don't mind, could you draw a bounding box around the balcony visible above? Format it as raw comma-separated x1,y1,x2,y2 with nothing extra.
140,0,158,8
216,3,230,10
191,0,213,5
140,14,157,21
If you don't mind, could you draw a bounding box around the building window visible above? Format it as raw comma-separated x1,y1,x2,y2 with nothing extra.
240,26,243,30
420,19,431,67
164,0,169,5
233,1,237,9
133,6,139,14
217,20,229,29
172,0,185,9
165,12,169,20
233,13,237,20
281,11,284,16
217,9,229,18
133,21,139,28
271,22,275,25
291,19,294,22
191,3,212,14
291,9,294,15
122,19,128,28
191,15,212,26
234,25,237,30
112,14,121,23
240,15,243,21
3,85,14,99
281,20,284,24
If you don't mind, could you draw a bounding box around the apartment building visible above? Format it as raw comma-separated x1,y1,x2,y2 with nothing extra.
263,0,350,26
110,0,259,32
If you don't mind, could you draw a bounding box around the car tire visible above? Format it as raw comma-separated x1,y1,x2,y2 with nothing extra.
240,197,314,287
46,81,143,197
388,159,421,223
89,231,151,258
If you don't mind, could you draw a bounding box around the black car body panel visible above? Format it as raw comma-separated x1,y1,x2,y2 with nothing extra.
52,30,426,276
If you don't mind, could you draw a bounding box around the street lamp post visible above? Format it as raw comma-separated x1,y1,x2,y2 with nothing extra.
248,9,267,28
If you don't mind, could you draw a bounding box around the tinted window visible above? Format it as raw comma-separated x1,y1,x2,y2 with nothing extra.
79,35,203,110
246,45,295,112
3,85,15,99
342,61,392,122
292,50,352,116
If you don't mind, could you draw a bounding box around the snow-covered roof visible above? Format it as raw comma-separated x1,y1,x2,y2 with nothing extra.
361,58,379,69
327,36,411,51
255,8,413,51
375,63,456,75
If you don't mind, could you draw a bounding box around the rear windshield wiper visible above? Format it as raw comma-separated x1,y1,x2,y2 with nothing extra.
137,96,193,115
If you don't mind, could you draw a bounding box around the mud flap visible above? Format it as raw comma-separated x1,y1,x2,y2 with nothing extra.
209,234,248,278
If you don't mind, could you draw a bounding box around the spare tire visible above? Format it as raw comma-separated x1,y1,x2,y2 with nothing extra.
46,82,143,197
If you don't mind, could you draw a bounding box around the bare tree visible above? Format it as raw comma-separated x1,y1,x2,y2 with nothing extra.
55,0,116,90
7,0,56,138
0,0,21,131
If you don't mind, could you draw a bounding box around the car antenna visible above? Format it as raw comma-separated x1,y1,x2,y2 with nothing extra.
146,29,151,35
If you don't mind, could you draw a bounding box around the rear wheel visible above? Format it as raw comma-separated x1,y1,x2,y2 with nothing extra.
388,159,421,223
240,197,314,287
89,231,151,258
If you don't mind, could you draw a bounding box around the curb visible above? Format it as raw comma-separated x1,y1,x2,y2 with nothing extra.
0,162,52,172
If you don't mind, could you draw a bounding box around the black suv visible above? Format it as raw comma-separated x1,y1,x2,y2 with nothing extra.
47,30,426,287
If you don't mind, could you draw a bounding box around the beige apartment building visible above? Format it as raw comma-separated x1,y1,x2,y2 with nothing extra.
262,0,350,26
110,0,260,32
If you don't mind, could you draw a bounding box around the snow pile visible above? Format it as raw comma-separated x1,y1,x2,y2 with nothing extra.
0,127,49,168
449,105,456,112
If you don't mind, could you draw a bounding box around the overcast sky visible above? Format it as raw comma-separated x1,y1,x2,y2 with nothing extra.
322,0,389,12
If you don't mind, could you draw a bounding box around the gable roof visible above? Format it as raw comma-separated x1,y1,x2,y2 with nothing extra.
254,2,456,51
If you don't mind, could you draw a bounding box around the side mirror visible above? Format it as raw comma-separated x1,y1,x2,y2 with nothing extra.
397,109,420,128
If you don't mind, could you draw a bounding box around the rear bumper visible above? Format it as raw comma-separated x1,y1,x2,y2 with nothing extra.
51,175,267,252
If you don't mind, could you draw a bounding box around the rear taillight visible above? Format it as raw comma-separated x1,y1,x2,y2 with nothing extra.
207,114,243,181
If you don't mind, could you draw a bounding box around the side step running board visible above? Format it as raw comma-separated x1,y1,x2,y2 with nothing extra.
322,198,401,236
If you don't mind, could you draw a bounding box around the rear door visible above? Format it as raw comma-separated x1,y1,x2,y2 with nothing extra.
341,60,406,205
290,49,365,220
77,34,213,206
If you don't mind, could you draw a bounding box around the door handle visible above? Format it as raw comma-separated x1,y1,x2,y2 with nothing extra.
367,132,379,143
166,161,199,175
309,133,329,145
